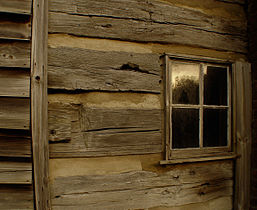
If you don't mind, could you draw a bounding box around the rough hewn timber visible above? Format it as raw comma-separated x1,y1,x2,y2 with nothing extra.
48,47,161,92
233,62,252,210
0,98,30,130
48,0,247,53
31,0,51,208
0,185,33,210
49,102,162,157
0,0,32,15
0,134,31,158
0,41,30,68
0,161,32,184
51,161,233,210
0,69,30,97
0,14,31,40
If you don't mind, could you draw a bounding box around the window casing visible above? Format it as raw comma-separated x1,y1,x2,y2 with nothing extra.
164,54,234,161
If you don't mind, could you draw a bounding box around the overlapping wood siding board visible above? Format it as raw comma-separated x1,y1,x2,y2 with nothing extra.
48,0,247,53
0,161,32,184
0,2,33,207
0,0,32,15
49,99,162,157
48,47,161,92
0,185,33,210
0,131,31,158
50,160,233,210
0,13,31,40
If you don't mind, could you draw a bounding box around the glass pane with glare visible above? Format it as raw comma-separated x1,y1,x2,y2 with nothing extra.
172,63,199,104
172,108,199,148
204,66,227,105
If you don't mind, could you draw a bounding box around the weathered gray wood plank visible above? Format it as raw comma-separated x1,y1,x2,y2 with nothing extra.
0,134,31,158
0,15,31,40
0,98,30,130
0,185,33,210
0,161,32,184
0,0,32,15
48,0,247,53
49,102,162,157
51,161,233,209
0,41,30,68
0,69,30,97
31,0,51,208
48,47,161,93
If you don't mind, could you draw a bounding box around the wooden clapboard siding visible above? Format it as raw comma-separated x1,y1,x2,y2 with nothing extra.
51,160,233,209
0,41,30,68
48,47,161,93
0,14,31,40
48,0,247,53
0,0,32,15
49,102,162,157
0,161,32,184
0,69,30,97
0,185,33,210
0,98,30,130
0,132,31,158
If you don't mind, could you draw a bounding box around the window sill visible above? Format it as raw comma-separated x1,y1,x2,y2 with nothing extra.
160,153,238,165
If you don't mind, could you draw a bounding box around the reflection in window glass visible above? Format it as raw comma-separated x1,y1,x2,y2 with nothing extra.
204,66,227,105
172,108,199,148
203,109,227,147
172,63,199,105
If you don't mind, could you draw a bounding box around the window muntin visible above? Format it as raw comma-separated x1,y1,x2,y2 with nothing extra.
165,57,232,159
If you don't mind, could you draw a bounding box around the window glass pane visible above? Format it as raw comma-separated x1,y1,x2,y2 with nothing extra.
204,66,227,105
172,63,199,104
172,108,199,148
203,109,227,147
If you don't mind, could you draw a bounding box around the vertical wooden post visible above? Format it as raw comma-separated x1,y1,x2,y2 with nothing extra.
31,0,50,209
233,62,252,210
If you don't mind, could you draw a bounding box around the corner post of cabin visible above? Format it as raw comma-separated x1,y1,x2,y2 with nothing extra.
31,0,51,209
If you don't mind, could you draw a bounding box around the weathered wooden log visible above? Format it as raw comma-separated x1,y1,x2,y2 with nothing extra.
51,160,233,209
49,0,247,53
48,46,161,93
49,102,162,157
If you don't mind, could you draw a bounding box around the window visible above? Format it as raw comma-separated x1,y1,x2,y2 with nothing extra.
163,54,235,163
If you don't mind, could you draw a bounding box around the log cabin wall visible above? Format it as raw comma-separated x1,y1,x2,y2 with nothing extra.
0,0,33,209
248,0,257,209
47,0,248,209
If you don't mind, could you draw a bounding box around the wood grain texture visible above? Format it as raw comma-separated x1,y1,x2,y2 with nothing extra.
0,134,31,158
48,46,161,93
0,14,31,40
233,62,252,210
0,0,32,15
0,98,30,130
31,0,50,208
0,161,32,184
216,0,245,4
0,41,30,68
51,161,233,210
49,102,162,157
48,0,247,53
0,69,30,97
0,185,33,209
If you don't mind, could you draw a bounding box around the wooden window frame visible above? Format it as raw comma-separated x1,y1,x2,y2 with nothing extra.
161,54,237,164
